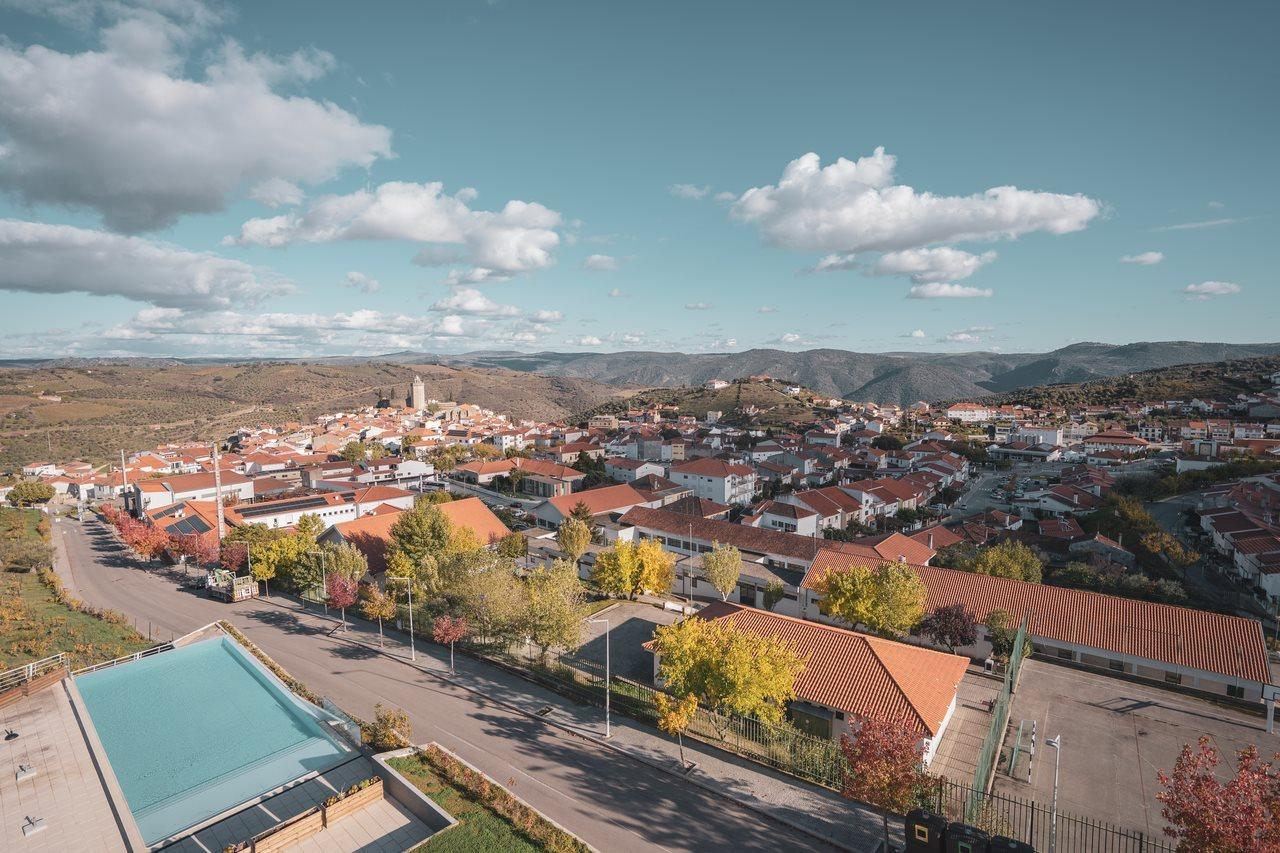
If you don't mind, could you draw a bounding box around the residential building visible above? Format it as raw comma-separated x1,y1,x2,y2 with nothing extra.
669,458,757,505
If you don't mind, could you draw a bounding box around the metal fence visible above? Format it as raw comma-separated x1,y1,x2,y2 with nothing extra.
0,653,66,693
969,616,1029,818
935,779,1176,853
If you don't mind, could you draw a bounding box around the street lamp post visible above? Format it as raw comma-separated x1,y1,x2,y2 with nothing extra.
1046,734,1062,853
388,575,416,662
306,550,330,614
585,617,611,739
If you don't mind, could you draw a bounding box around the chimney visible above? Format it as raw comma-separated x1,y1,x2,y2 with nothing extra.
927,532,934,550
1073,492,1079,505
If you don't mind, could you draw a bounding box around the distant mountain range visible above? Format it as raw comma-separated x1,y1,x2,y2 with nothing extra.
5,340,1279,406
428,341,1280,405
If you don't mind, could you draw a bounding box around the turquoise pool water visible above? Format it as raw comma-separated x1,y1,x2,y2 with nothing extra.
76,635,351,846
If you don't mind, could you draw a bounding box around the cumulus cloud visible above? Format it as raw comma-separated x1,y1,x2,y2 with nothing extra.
582,253,619,271
249,178,306,209
230,181,562,282
1183,281,1241,300
730,148,1100,254
430,287,519,316
804,253,858,274
0,218,294,309
1119,251,1164,265
904,329,926,338
941,325,994,343
0,20,392,232
870,247,996,283
531,309,563,322
669,183,710,200
907,282,993,299
684,302,714,310
607,288,629,298
569,335,602,346
343,271,381,293
757,305,778,313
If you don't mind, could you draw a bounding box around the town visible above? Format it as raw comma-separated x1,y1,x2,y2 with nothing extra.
4,367,1279,852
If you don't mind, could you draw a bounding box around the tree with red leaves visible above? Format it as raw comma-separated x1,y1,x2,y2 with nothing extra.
841,716,932,849
918,603,979,653
432,615,470,673
1157,735,1280,852
326,572,359,630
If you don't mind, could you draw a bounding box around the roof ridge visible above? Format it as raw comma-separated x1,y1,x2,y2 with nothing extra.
862,635,930,733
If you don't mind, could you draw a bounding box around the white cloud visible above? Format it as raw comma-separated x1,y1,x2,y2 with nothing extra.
248,178,305,209
430,287,520,316
757,305,778,313
569,335,602,346
805,253,858,274
230,181,562,282
607,287,629,298
582,253,619,272
669,183,710,200
907,282,993,299
1119,251,1164,265
1153,218,1240,231
0,218,293,309
904,329,926,338
941,325,994,343
0,21,391,232
1207,201,1225,210
343,271,380,293
1183,281,1241,300
684,302,714,310
870,247,996,283
774,332,803,344
730,148,1100,253
531,309,563,322
713,191,736,204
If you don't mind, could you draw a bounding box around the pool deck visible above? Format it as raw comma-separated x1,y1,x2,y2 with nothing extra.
0,677,142,852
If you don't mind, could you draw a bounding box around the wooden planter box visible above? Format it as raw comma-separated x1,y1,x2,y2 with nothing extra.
323,778,384,825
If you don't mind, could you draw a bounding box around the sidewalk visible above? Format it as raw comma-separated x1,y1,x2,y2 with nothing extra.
258,593,893,852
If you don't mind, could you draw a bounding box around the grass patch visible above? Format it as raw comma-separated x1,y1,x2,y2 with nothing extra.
389,750,588,853
0,570,152,669
578,597,616,617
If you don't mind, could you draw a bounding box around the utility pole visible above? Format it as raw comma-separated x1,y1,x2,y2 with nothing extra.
1047,735,1062,853
120,449,129,513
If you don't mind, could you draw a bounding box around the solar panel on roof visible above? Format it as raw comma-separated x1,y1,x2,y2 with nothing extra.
235,495,332,518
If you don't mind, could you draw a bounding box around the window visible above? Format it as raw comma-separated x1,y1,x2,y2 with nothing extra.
1057,648,1074,660
1165,672,1182,685
1108,660,1125,672
1227,684,1245,699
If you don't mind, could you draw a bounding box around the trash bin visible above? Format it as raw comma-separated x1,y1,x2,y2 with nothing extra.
903,809,947,853
946,822,990,853
989,837,1035,853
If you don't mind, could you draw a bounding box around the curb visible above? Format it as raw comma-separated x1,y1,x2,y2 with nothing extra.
251,595,862,851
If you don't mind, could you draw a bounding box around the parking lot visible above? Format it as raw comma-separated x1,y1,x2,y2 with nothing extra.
566,600,678,683
993,659,1273,838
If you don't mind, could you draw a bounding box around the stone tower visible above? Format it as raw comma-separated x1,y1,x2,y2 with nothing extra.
410,374,426,411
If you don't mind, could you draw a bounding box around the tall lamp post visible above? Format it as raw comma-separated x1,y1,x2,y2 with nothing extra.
584,617,611,739
387,575,416,662
1046,734,1062,853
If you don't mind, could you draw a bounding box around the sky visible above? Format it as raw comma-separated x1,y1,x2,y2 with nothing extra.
0,0,1275,359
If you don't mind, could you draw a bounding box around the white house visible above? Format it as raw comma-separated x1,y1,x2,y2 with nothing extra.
668,458,757,505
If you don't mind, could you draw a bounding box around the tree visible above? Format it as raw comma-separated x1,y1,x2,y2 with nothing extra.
250,534,310,594
652,616,806,729
127,523,170,562
591,538,675,600
700,541,742,601
656,692,699,768
818,562,926,637
496,531,527,558
919,604,979,653
417,489,454,505
8,482,55,507
295,512,324,542
970,540,1044,584
339,441,367,463
985,608,1029,663
359,585,397,647
555,517,592,572
763,579,785,612
841,717,932,849
568,501,594,525
524,559,585,658
388,504,479,594
366,704,412,751
1156,735,1280,852
432,615,470,673
934,542,978,571
326,572,359,629
453,560,526,644
324,540,369,584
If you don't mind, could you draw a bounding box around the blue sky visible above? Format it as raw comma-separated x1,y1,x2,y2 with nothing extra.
0,0,1274,358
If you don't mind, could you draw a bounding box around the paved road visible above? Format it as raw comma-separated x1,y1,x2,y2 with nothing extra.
56,518,835,853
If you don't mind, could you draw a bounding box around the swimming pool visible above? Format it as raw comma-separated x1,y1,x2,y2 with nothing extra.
75,635,353,846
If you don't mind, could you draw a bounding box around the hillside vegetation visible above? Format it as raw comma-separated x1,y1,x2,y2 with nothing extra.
967,355,1280,409
0,362,623,468
588,378,833,427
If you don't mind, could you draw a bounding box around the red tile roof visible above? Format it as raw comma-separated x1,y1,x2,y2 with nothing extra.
689,602,968,737
671,458,755,478
807,549,1270,685
546,484,647,517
